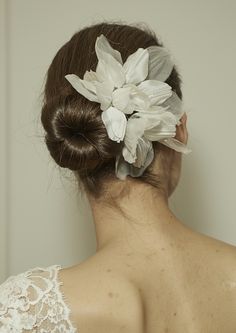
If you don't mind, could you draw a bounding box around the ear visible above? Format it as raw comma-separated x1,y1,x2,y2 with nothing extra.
174,112,188,145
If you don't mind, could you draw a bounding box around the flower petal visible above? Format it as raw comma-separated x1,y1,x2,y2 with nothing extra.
65,74,99,102
115,144,154,180
96,59,114,89
94,81,113,111
144,105,170,112
137,80,173,106
133,137,153,168
122,145,136,164
159,137,192,154
83,70,98,82
80,76,97,94
129,85,151,111
95,38,125,88
131,109,178,141
162,91,184,121
112,86,135,114
96,57,125,88
146,45,174,82
101,106,127,143
144,111,178,141
122,115,147,163
95,34,123,65
123,48,149,85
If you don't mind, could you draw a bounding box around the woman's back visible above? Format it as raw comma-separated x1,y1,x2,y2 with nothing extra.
59,228,236,333
37,21,235,332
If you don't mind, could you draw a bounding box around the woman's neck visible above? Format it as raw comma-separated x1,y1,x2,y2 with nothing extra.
87,181,189,254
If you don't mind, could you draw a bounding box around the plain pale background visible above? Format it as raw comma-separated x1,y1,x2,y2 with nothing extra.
0,0,236,282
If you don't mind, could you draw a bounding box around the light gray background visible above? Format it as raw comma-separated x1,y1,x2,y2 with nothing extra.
1,0,236,282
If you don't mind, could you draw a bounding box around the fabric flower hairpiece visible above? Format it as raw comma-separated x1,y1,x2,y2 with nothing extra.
65,34,192,180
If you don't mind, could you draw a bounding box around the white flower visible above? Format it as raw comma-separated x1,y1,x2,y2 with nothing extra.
64,34,192,180
65,34,171,143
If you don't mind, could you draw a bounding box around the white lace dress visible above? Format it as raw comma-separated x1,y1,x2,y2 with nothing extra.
0,265,78,332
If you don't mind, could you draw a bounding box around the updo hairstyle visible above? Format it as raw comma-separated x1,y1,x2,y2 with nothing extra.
41,21,183,198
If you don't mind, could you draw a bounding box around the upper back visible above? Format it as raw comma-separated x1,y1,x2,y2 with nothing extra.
58,232,236,333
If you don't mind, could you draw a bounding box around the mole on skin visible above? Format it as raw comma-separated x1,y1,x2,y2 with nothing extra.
108,291,119,298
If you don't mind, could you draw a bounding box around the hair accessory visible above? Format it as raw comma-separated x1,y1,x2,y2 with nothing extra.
65,34,192,180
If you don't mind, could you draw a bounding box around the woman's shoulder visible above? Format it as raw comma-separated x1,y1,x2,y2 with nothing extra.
0,264,77,332
186,228,236,282
57,259,144,333
194,229,236,265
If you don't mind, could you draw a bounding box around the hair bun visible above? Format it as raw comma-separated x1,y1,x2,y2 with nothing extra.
41,98,122,172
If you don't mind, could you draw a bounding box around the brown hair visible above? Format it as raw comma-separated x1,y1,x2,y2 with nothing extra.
40,21,183,199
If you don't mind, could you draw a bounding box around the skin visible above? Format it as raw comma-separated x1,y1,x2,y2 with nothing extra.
58,113,236,332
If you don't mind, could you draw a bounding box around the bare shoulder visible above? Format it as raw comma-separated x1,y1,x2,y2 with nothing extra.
58,256,143,333
190,230,236,296
193,229,236,266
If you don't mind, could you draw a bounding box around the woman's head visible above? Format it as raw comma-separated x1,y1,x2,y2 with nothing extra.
41,21,187,201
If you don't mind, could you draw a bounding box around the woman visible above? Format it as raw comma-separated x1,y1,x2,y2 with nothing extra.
1,21,236,333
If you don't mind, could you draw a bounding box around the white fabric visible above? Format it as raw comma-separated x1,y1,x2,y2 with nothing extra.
0,265,77,333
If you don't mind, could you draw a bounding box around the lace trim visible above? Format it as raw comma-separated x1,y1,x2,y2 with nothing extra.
54,264,78,332
0,264,78,333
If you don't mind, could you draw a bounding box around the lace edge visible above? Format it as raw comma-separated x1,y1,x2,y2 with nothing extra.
53,265,78,333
